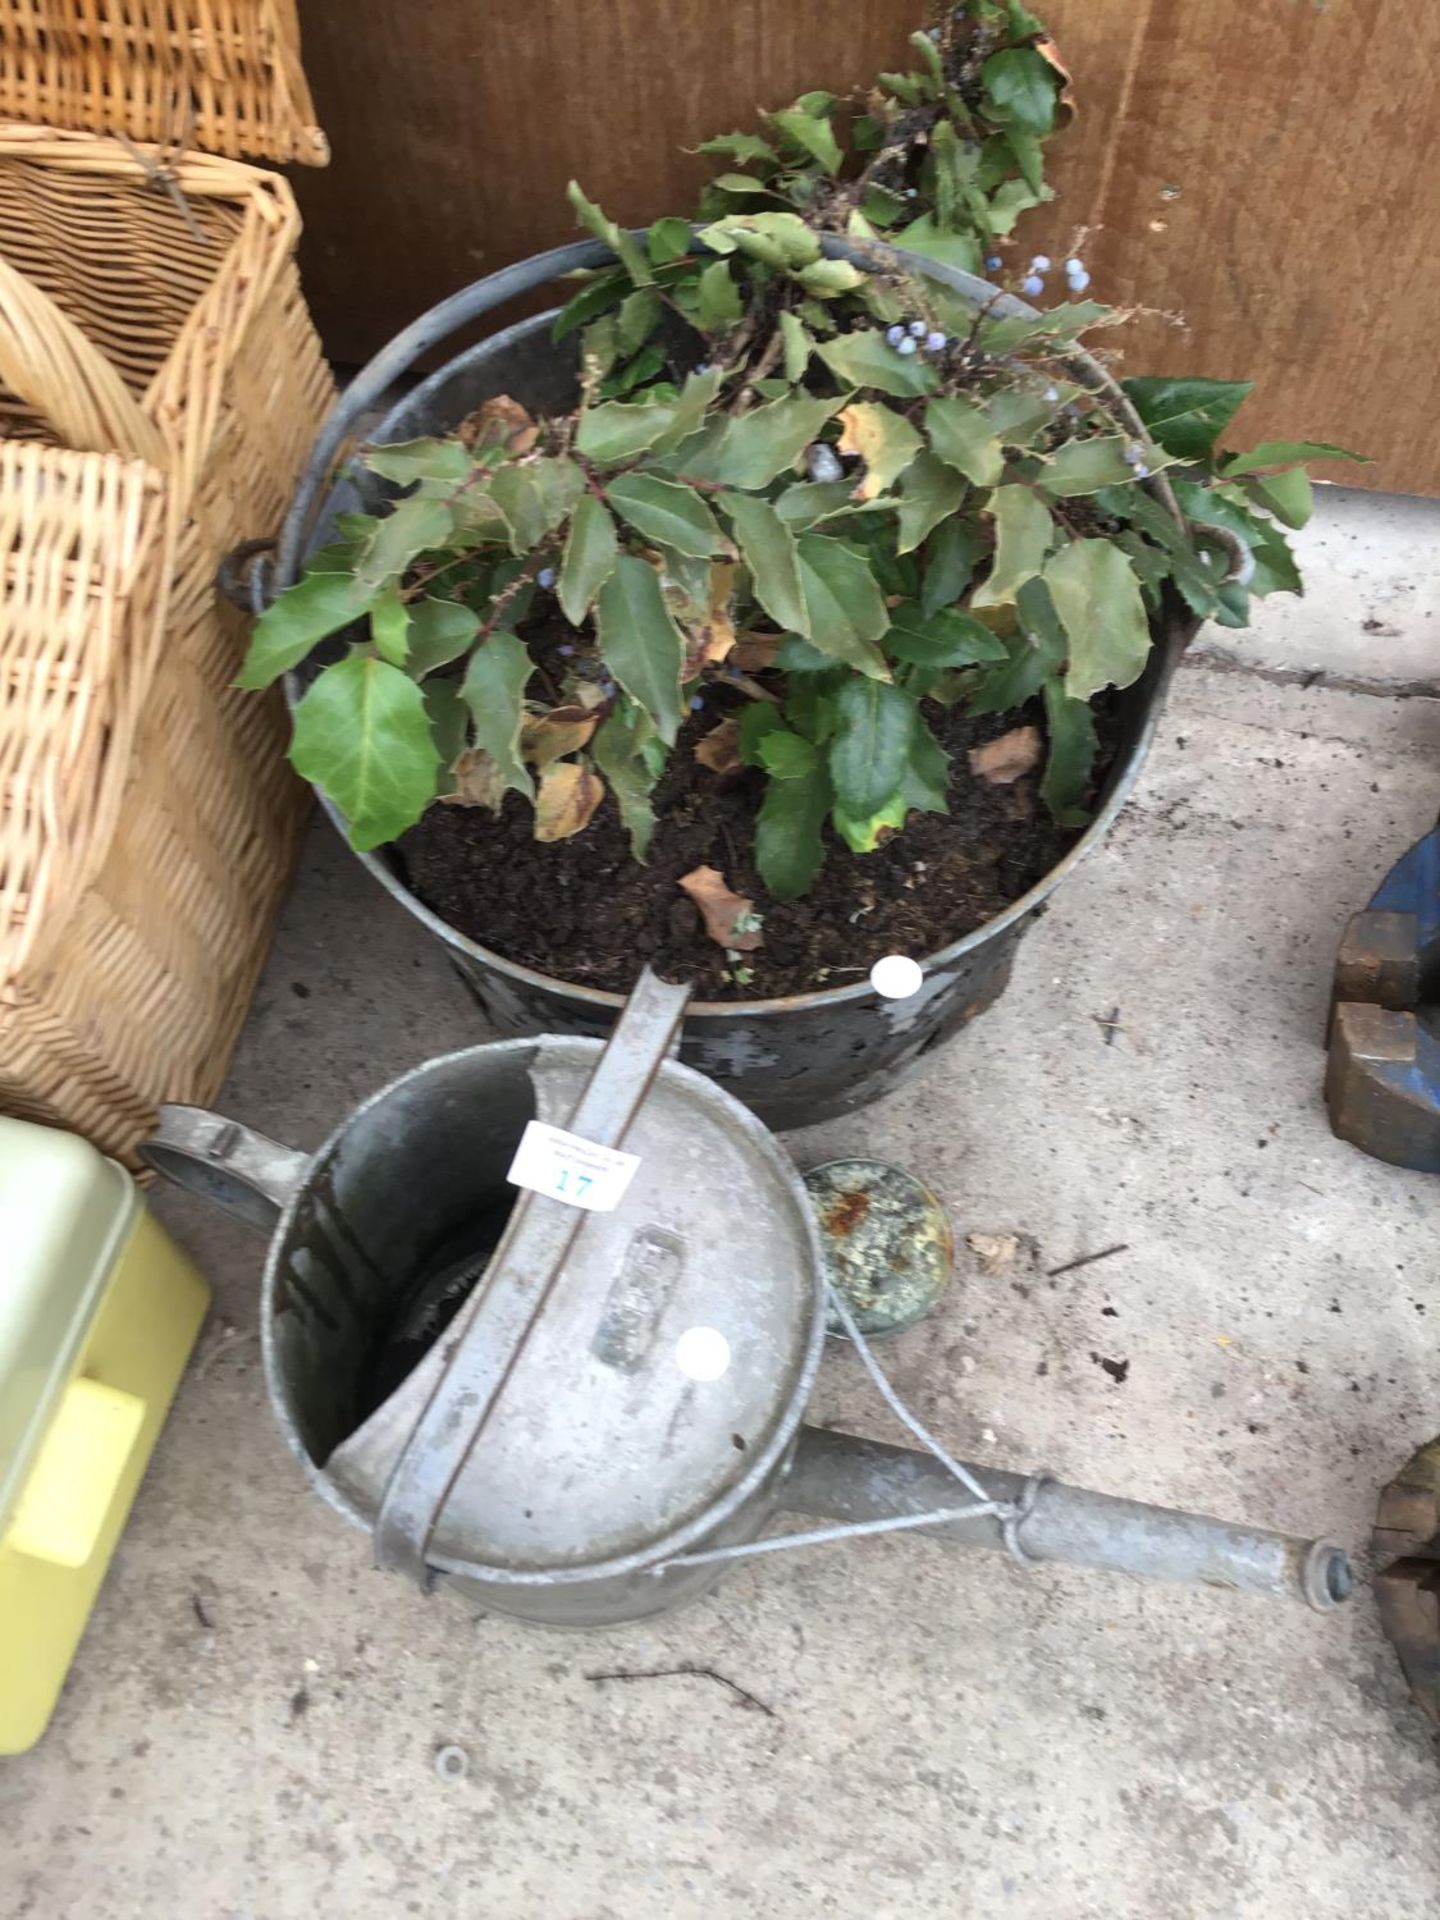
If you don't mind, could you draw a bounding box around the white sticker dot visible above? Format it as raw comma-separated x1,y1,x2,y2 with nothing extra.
870,954,924,1000
675,1326,731,1383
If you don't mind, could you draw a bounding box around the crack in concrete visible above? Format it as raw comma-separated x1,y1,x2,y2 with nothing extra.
1182,647,1440,702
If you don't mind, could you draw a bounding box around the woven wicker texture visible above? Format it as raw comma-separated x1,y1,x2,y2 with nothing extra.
0,124,332,1164
0,0,326,164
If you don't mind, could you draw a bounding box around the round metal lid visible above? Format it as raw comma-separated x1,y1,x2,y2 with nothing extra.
328,1039,826,1584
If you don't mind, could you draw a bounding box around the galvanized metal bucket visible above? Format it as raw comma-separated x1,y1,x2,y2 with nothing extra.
142,974,1350,1626
270,235,1199,1131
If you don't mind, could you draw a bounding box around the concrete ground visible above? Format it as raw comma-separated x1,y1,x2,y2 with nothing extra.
4,489,1440,1918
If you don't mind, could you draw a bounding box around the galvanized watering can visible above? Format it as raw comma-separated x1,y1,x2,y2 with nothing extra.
144,972,1353,1628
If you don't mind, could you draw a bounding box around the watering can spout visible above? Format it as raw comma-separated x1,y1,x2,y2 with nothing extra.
784,1427,1352,1612
140,1105,311,1232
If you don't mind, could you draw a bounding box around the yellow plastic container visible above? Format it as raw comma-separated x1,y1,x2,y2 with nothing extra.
0,1115,208,1752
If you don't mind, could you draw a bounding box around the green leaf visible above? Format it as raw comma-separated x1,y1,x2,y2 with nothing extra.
721,492,807,633
1171,480,1303,597
891,215,982,274
595,553,686,743
710,171,784,197
755,764,831,900
758,729,818,780
460,630,535,802
236,570,374,690
1044,538,1152,702
767,105,842,173
606,473,732,557
1120,376,1253,461
776,633,836,674
363,438,472,487
816,330,939,399
697,211,821,268
291,656,440,852
488,457,584,554
829,677,916,815
617,286,662,355
592,703,658,859
566,179,652,285
577,394,686,464
709,392,842,489
985,386,1062,447
696,258,742,328
885,602,1007,668
972,485,1052,607
424,677,468,772
551,266,630,342
926,396,1004,488
896,449,967,554
1040,678,1098,827
984,175,1049,238
696,131,778,167
833,791,907,854
796,534,891,677
1243,466,1313,529
779,311,812,382
921,516,982,616
647,216,693,264
1220,439,1365,476
558,494,621,625
771,479,856,529
980,299,1112,353
981,48,1059,135
1040,437,1166,497
797,259,865,297
356,496,454,592
968,578,1067,714
651,367,725,453
903,713,950,814
739,702,785,765
405,597,480,678
370,583,410,666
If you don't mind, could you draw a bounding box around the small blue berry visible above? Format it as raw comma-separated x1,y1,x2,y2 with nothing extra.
1124,442,1145,466
689,694,705,711
1067,267,1091,293
925,330,947,353
806,441,844,484
985,255,1002,271
1029,254,1051,273
1066,258,1084,275
694,360,712,375
927,23,941,37
536,566,556,589
908,320,928,338
896,336,918,356
1043,385,1059,402
1134,463,1150,480
885,323,905,346
1021,274,1045,298
905,187,918,199
557,643,575,656
600,676,616,695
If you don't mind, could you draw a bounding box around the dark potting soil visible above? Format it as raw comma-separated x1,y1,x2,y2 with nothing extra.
398,665,1120,1001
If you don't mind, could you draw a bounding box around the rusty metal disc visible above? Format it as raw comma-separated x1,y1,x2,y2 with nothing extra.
804,1160,954,1339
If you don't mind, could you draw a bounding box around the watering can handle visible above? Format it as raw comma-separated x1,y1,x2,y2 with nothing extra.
372,966,692,1586
140,1106,311,1232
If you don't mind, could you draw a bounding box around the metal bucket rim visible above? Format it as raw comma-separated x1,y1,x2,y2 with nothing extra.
260,1033,829,1584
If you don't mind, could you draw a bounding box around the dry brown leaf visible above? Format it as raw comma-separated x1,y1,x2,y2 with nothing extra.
967,1232,1019,1277
534,762,604,841
522,705,599,769
731,630,782,673
678,865,763,951
681,560,738,676
464,393,539,455
836,404,918,502
694,718,743,774
729,671,780,705
969,725,1041,785
1036,37,1078,125
439,747,507,812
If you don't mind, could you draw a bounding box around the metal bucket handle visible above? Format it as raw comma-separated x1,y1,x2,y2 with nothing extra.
370,966,691,1583
140,1108,310,1232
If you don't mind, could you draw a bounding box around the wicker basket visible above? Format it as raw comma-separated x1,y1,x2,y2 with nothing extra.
0,123,332,1164
0,0,326,164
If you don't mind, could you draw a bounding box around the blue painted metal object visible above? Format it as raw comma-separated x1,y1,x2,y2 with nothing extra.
1326,822,1440,1171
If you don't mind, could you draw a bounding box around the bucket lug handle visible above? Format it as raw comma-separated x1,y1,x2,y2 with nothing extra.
140,1105,311,1232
